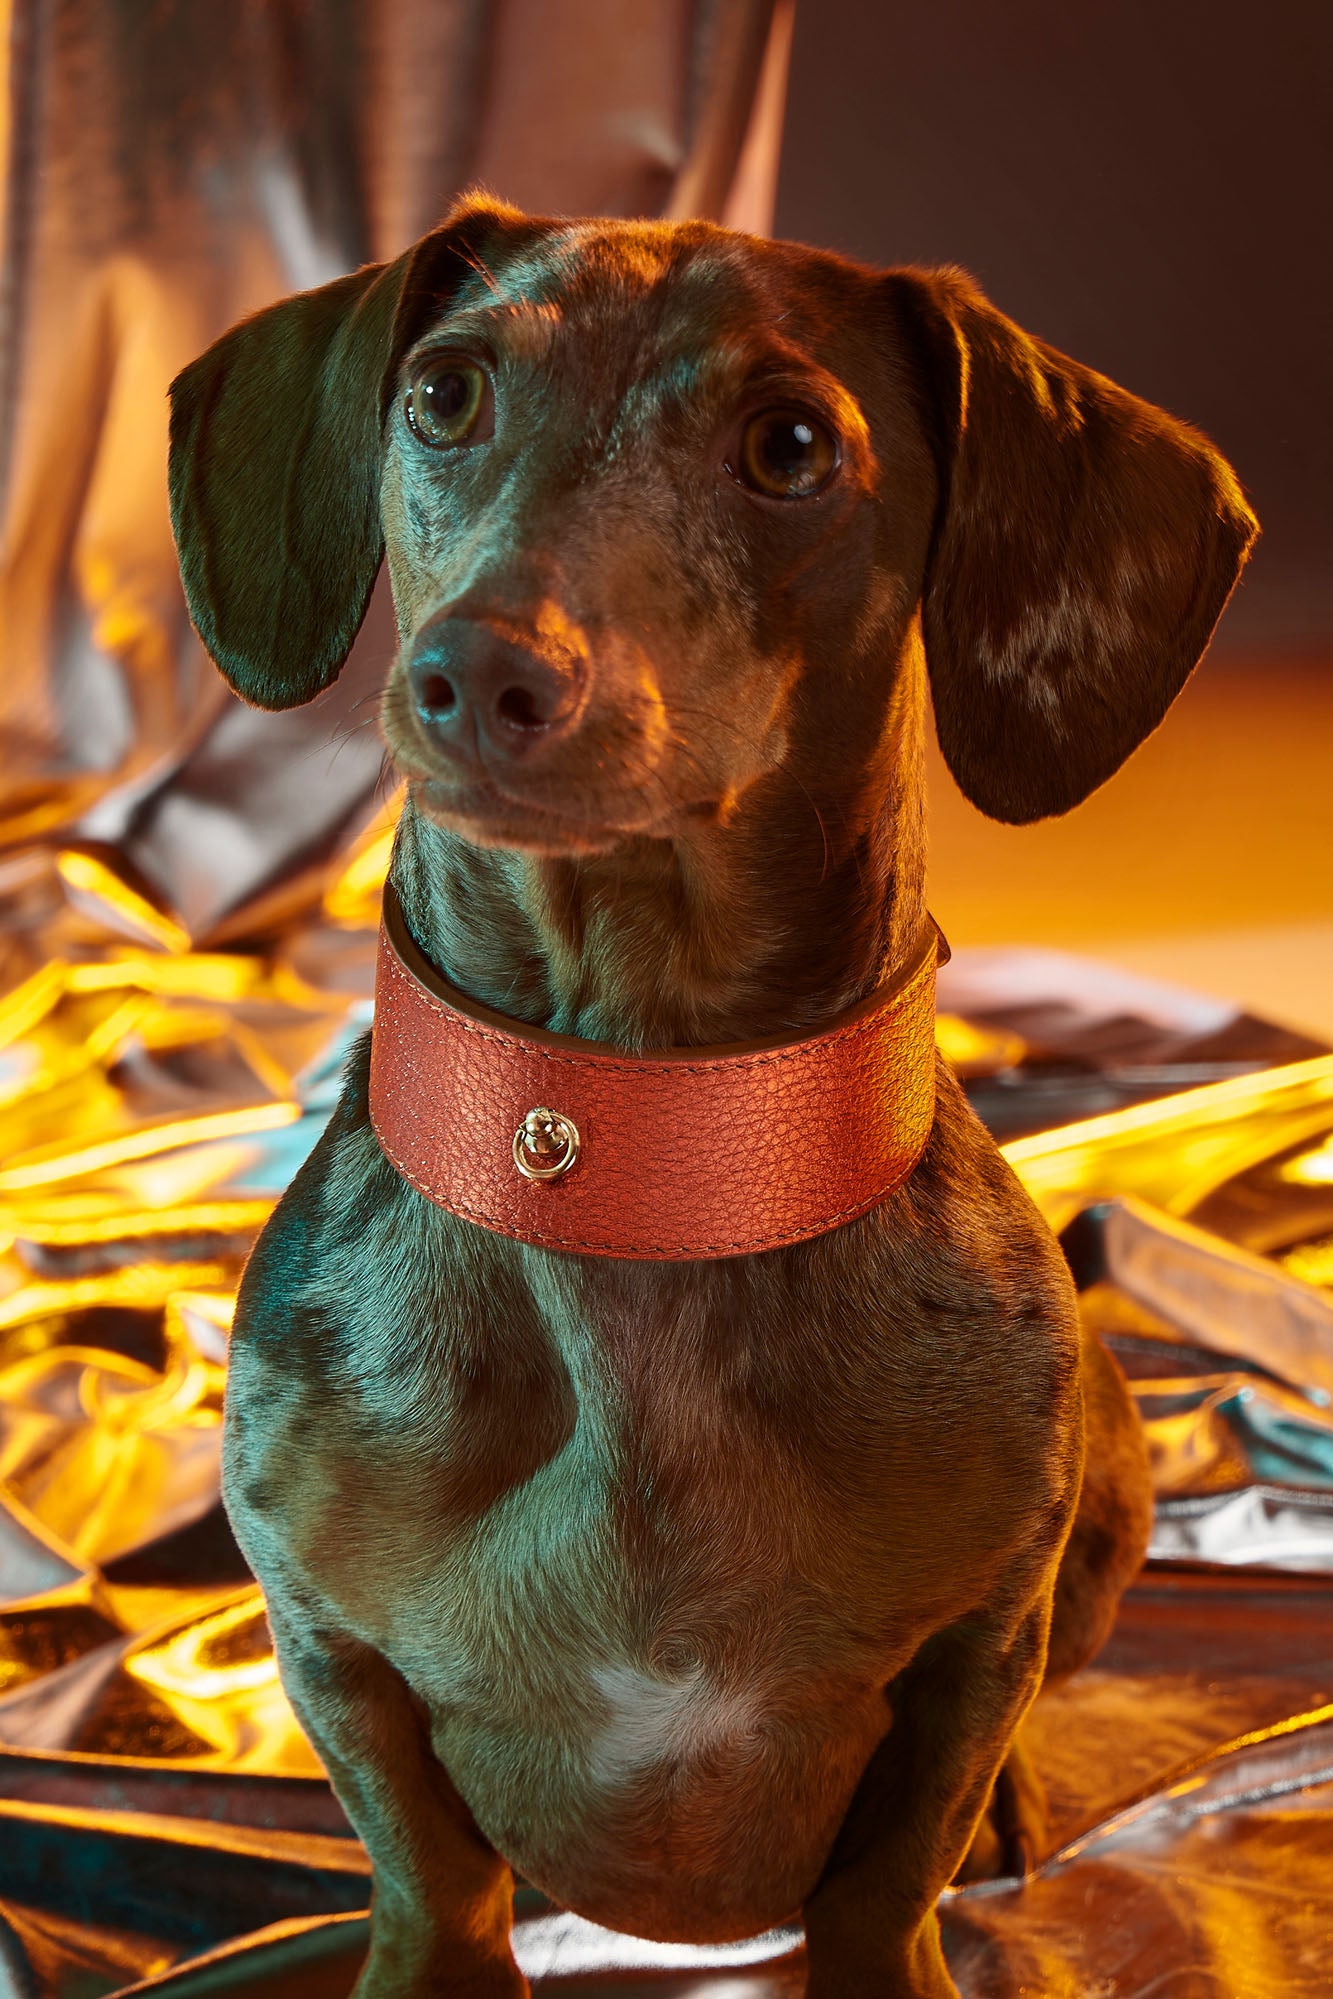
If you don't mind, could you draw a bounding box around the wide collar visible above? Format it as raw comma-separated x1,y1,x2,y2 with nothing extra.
368,882,942,1260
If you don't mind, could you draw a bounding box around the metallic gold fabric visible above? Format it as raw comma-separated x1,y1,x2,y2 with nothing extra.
1,838,1332,1996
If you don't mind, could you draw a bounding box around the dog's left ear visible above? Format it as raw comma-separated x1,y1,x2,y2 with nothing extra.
168,201,532,710
885,268,1258,823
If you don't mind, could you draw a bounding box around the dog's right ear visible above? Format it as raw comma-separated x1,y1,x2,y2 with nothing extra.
168,200,533,710
885,267,1258,824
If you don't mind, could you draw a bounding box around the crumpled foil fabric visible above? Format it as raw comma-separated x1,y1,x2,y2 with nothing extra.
1,833,1332,1996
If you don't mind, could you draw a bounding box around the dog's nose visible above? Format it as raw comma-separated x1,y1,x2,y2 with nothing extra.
408,618,585,763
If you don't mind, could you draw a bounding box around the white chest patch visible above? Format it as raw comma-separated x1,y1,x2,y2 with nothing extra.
586,1657,764,1788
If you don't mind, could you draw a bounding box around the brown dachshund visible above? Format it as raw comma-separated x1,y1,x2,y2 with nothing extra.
168,196,1256,1997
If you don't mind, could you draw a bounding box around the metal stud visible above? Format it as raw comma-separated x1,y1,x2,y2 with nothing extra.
512,1106,580,1182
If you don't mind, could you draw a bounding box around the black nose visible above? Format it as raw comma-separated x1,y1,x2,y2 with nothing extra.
408,617,584,764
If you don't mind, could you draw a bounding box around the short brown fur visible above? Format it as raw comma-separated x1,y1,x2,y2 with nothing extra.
169,197,1255,1996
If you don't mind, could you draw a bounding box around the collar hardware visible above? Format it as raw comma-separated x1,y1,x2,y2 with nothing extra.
368,883,940,1261
513,1107,580,1182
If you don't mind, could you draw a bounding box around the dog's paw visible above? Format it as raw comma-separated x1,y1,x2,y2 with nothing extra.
805,1924,960,1999
352,1950,529,1999
354,1977,528,1999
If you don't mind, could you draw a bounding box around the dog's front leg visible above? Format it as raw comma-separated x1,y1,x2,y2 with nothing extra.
266,1606,526,1999
802,1590,1051,1999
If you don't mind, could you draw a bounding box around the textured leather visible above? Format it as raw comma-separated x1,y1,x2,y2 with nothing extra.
369,885,940,1260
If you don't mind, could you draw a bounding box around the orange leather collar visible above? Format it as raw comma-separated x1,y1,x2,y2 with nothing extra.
369,884,941,1260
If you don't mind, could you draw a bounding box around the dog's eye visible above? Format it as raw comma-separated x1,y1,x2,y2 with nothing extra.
734,408,838,498
404,358,493,447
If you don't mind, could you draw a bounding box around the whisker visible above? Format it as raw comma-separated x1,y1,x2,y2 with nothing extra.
454,245,501,297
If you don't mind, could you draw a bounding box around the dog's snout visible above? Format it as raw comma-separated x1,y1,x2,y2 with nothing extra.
408,618,585,763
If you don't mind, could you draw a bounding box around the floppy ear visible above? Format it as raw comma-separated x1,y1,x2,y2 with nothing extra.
168,201,532,710
885,268,1258,823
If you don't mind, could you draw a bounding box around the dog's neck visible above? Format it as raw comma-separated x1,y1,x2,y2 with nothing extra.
387,668,927,1053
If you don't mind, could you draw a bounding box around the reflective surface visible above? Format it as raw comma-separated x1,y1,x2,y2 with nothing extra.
2,839,1332,1995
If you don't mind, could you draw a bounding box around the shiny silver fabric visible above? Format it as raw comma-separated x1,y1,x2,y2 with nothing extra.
1,917,1332,1996
0,0,789,942
1091,1195,1333,1402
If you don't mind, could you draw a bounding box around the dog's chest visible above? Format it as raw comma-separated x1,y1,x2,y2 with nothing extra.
297,1272,917,1929
315,1275,883,1668
227,1143,1061,1936
249,1220,995,1698
260,1240,913,1693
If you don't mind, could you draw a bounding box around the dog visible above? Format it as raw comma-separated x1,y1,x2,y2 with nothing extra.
168,195,1256,1997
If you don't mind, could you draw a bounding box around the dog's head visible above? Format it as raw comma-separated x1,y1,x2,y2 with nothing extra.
170,196,1256,858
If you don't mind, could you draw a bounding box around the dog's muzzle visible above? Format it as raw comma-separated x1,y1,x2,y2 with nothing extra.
408,614,586,767
368,884,942,1260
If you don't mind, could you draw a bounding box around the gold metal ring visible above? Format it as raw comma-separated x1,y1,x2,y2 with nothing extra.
512,1107,580,1182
